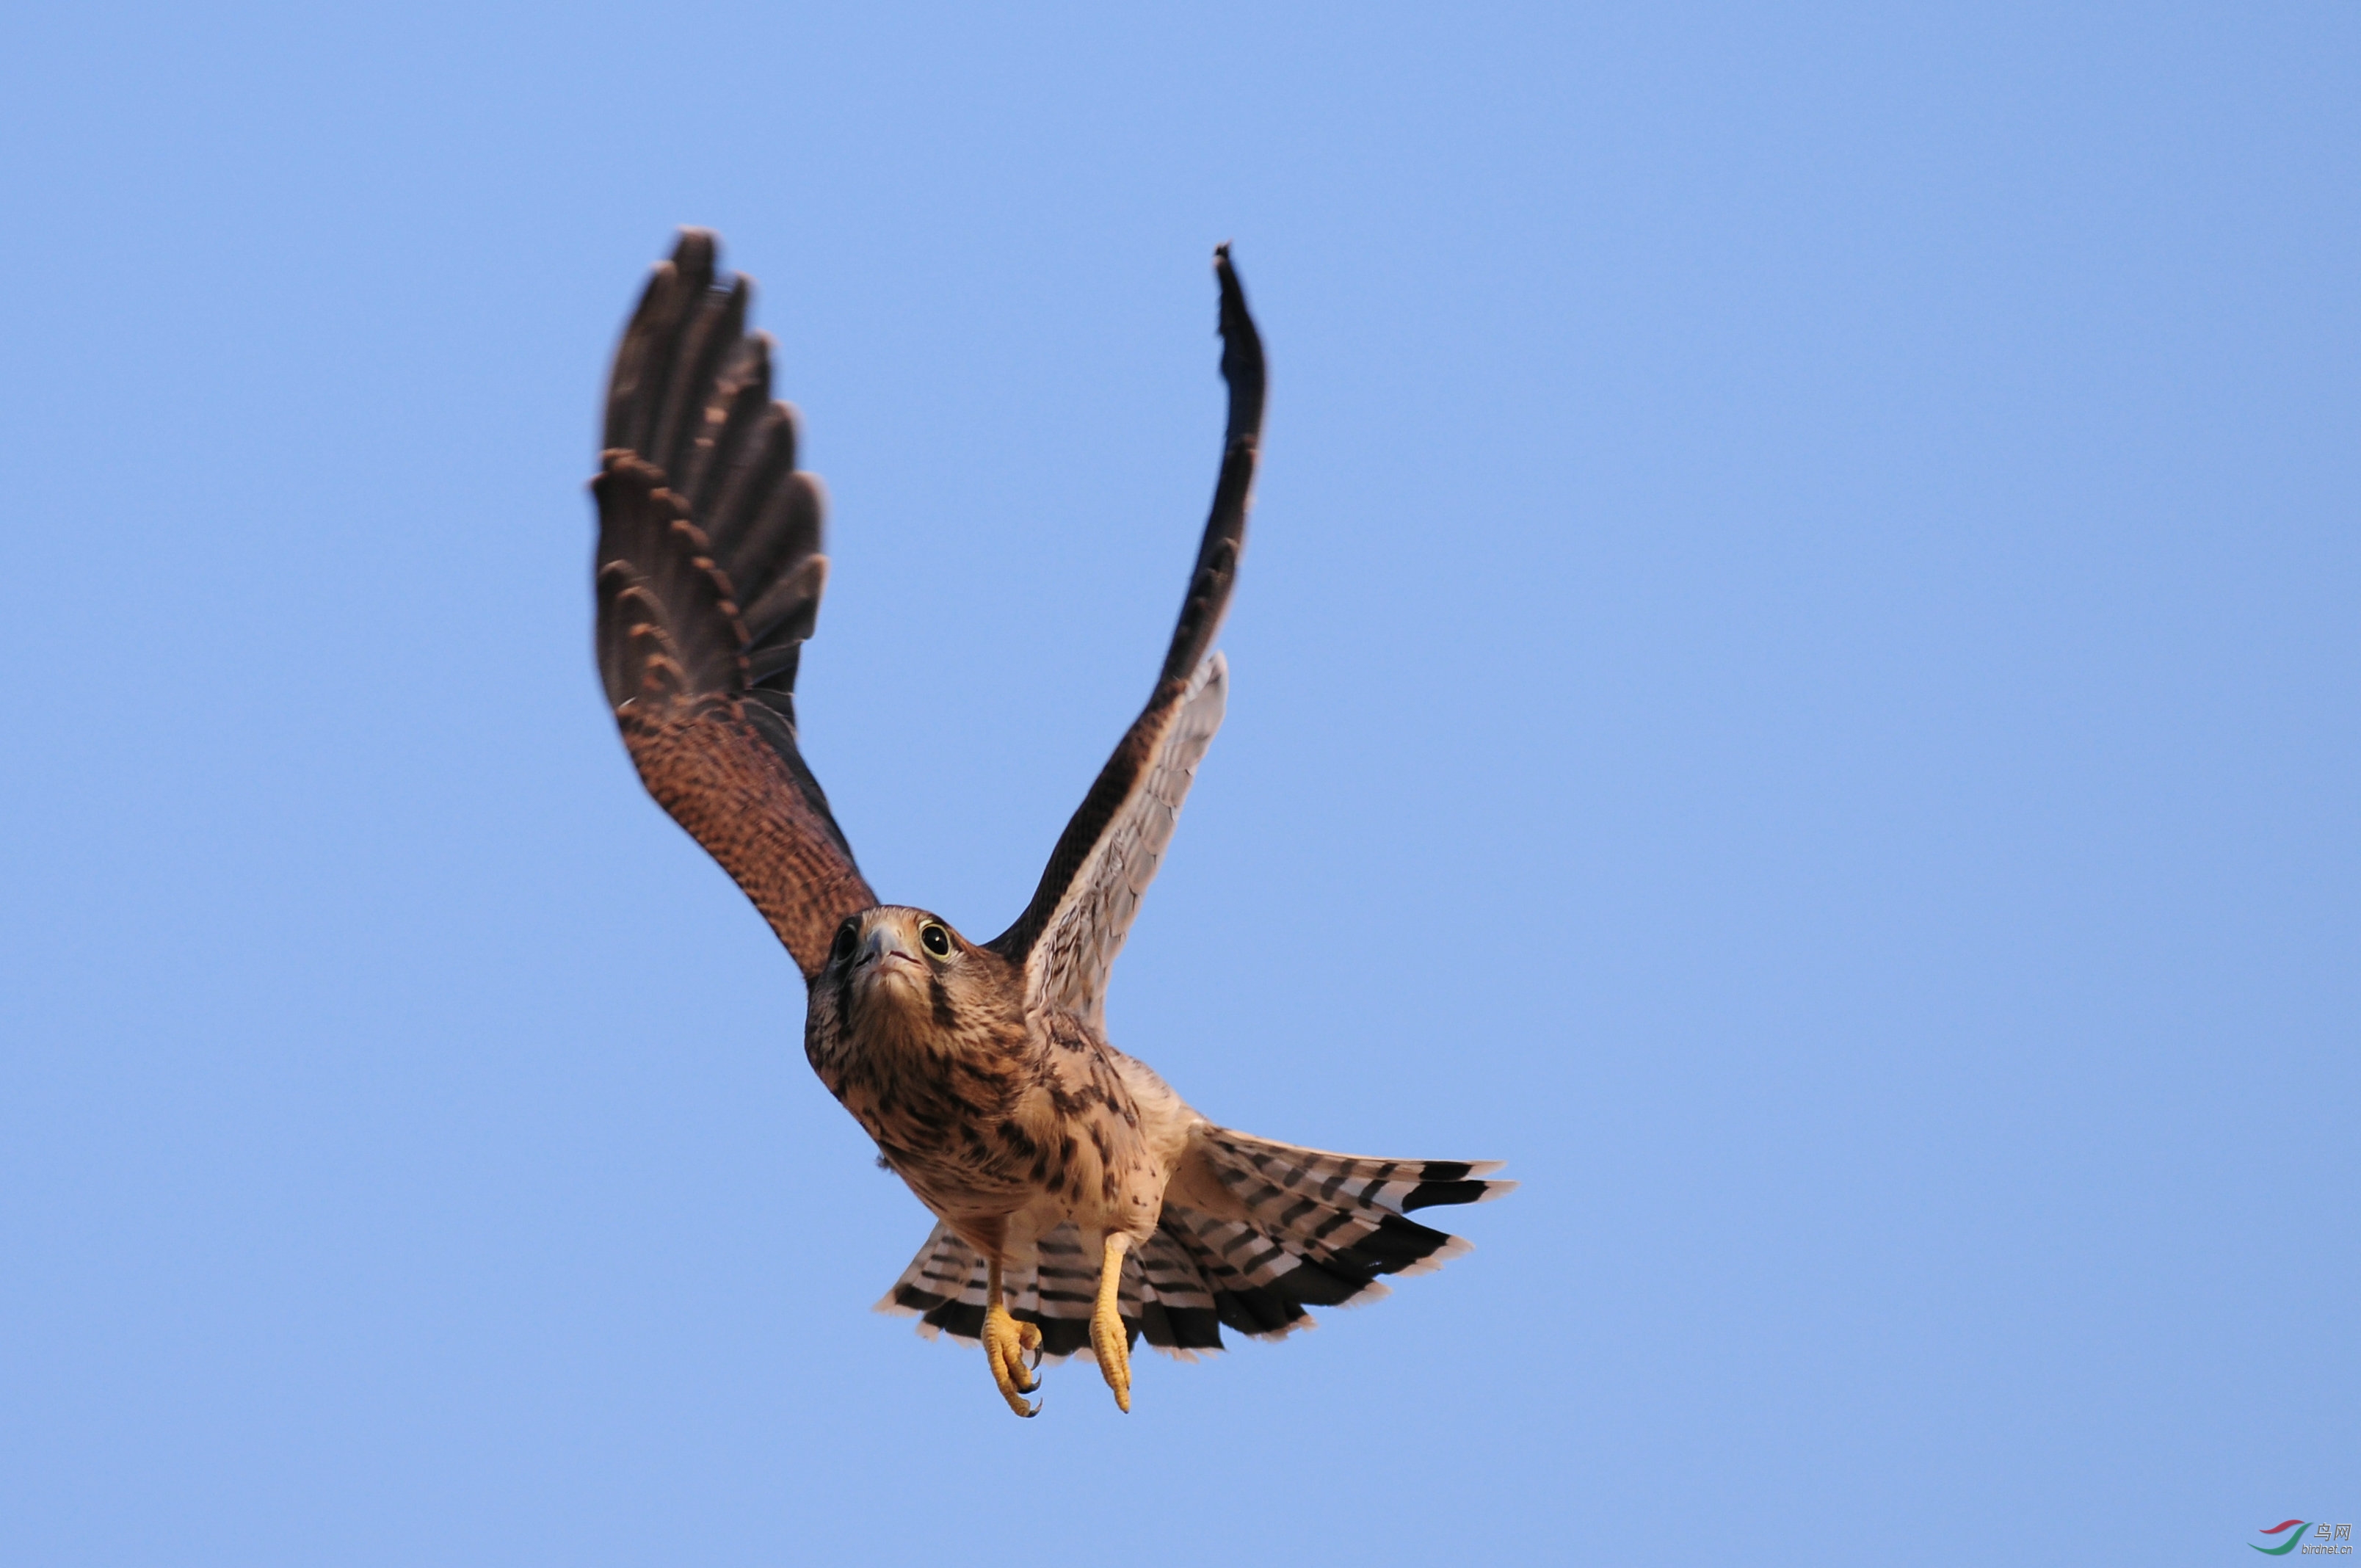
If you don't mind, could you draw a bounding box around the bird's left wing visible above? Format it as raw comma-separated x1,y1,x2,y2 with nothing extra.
987,247,1265,1026
592,231,877,981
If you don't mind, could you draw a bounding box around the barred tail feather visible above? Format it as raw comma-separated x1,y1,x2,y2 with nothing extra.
872,1222,1161,1363
875,1222,993,1344
876,1125,1510,1364
1158,1125,1513,1346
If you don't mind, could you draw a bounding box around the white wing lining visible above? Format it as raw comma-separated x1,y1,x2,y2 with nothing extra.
1023,652,1227,1027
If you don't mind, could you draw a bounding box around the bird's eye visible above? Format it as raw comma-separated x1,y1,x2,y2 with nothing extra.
919,922,952,958
830,921,859,966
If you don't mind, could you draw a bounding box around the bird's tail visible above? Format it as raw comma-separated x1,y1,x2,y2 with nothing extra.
876,1124,1512,1362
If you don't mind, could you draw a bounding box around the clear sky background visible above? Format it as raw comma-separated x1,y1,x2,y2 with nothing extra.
2,4,2354,1563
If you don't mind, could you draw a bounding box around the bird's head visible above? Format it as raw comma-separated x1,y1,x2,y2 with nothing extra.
824,905,1011,1031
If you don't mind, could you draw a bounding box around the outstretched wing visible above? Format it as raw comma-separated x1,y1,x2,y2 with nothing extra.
986,246,1266,1025
592,230,876,980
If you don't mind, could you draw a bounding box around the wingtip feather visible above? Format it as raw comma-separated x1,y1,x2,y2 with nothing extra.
1213,244,1265,434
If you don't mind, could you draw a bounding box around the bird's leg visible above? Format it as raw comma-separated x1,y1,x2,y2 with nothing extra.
982,1256,1042,1418
1090,1233,1134,1413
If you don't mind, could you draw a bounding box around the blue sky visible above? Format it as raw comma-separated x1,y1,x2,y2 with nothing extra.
1,3,2354,1563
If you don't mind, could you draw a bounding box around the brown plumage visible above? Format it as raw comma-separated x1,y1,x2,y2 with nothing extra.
590,231,1510,1416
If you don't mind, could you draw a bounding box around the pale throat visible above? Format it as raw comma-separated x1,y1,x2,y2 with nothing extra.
846,971,960,1055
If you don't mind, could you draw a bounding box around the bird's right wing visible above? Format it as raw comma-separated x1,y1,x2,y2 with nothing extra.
592,231,876,980
987,247,1266,1028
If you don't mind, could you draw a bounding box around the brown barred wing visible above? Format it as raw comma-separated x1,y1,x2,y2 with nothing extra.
988,247,1265,1023
593,231,874,979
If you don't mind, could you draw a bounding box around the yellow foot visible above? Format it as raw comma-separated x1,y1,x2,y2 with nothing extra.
1092,1235,1134,1414
983,1302,1042,1418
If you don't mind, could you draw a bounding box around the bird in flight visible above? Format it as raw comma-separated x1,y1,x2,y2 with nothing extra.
591,231,1509,1417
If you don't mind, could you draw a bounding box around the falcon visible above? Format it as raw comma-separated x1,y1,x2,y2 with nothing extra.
591,231,1511,1417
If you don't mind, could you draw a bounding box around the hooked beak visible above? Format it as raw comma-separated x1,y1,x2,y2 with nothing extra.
857,923,923,985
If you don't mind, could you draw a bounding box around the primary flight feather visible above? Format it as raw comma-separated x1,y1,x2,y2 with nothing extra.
591,231,1509,1416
